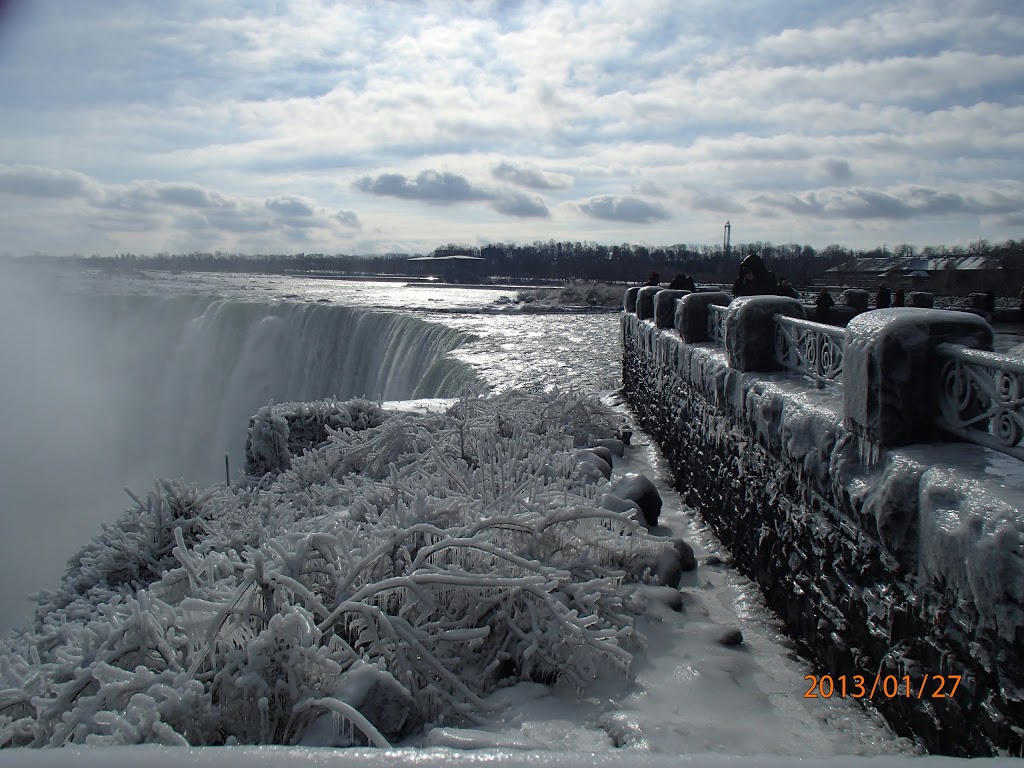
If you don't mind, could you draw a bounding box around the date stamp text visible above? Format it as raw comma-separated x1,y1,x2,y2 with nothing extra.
803,674,962,699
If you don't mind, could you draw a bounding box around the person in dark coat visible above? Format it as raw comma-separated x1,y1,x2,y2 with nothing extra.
776,278,798,299
732,253,777,296
875,285,891,309
814,288,835,323
669,273,696,291
984,289,996,312
892,288,905,307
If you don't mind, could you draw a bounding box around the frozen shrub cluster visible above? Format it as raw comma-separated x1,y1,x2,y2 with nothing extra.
245,398,387,475
0,390,670,749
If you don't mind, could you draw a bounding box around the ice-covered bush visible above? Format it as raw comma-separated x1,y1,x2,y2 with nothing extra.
0,390,670,749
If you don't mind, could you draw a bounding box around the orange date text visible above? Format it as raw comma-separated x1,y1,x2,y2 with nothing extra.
803,674,962,699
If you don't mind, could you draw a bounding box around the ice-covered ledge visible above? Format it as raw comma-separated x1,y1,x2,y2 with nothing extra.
621,309,1024,757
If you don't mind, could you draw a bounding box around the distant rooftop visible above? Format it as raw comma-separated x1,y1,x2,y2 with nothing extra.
826,254,1000,274
408,254,484,262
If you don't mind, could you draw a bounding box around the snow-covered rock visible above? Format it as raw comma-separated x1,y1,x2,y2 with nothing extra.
610,474,662,527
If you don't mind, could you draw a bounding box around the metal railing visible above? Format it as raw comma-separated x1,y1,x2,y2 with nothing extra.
936,343,1024,460
696,305,1024,458
707,304,727,345
773,315,845,387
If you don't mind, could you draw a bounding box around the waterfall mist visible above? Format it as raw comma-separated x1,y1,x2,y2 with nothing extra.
0,269,479,632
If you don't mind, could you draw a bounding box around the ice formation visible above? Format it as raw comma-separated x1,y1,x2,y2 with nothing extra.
0,391,676,749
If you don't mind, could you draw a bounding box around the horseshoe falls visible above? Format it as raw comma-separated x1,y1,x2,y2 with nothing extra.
4,274,583,631
82,294,482,484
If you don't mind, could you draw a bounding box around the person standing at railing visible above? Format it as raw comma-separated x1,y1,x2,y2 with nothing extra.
732,253,777,296
814,288,835,323
776,278,799,299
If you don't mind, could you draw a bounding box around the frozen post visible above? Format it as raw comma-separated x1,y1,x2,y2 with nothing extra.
723,295,805,372
653,289,690,329
635,286,662,320
843,308,992,446
673,291,732,343
624,286,641,313
225,453,230,487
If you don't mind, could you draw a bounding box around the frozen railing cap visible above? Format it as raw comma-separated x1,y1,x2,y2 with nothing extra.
843,308,992,446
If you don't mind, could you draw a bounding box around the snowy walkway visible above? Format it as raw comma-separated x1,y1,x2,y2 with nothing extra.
417,414,916,757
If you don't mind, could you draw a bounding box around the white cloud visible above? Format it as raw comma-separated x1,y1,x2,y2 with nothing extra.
492,161,573,190
0,0,1021,252
575,195,671,224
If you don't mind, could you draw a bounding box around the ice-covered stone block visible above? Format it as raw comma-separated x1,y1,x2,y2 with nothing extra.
674,291,732,343
843,308,993,446
636,286,662,320
624,286,640,313
610,473,662,526
653,289,690,328
724,296,806,372
842,289,870,311
908,291,934,308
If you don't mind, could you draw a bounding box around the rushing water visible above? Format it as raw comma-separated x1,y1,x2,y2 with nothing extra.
0,268,621,630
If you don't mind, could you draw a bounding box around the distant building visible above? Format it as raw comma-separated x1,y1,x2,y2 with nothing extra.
825,254,1001,293
407,249,486,283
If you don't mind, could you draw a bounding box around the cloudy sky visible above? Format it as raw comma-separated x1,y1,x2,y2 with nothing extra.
0,0,1021,256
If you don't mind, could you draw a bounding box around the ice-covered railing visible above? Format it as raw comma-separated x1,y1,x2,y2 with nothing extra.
631,291,1012,458
707,304,727,345
772,315,844,387
936,343,1024,460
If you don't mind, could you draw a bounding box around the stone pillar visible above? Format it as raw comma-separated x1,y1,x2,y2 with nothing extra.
843,308,992,446
842,289,870,312
636,286,662,320
674,291,732,343
654,289,690,329
908,291,935,308
624,286,641,313
724,296,805,372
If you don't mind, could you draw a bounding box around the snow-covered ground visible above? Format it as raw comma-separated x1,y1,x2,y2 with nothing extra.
4,412,1020,763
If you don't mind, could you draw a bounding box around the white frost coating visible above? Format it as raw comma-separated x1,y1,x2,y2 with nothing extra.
913,448,1024,640
0,390,671,748
842,308,991,438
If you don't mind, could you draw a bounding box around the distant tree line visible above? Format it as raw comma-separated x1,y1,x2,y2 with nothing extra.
15,237,1024,292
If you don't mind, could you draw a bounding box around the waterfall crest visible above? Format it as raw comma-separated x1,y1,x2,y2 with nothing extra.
73,295,482,483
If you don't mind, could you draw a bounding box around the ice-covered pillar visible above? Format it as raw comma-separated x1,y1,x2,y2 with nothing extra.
674,291,732,342
636,286,662,320
653,289,690,329
624,287,641,313
843,308,993,446
724,295,805,372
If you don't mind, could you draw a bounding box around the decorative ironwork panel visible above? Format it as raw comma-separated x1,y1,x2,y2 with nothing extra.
936,343,1024,460
707,304,727,346
773,315,845,387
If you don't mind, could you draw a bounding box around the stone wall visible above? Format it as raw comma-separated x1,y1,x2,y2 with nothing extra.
622,309,1024,757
